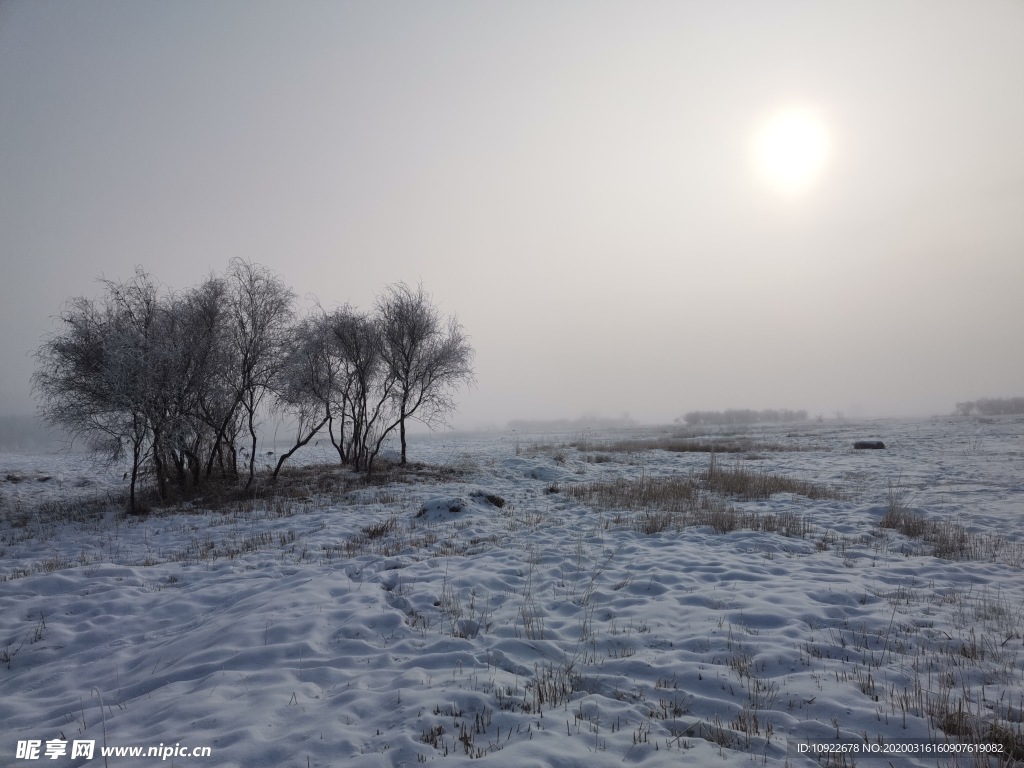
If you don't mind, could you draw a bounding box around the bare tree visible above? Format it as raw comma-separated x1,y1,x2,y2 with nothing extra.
376,283,475,464
328,307,398,472
322,310,354,465
148,283,238,493
174,275,246,482
268,317,333,480
223,259,294,486
33,270,163,512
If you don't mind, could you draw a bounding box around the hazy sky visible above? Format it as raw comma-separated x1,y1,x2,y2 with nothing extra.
2,1,1022,428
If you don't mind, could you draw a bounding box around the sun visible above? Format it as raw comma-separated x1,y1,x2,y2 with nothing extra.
751,106,830,197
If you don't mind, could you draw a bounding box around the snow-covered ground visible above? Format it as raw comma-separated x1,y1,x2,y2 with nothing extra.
1,417,1022,767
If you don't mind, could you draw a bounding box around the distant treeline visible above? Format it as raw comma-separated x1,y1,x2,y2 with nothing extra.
0,415,66,451
507,414,636,432
677,409,808,426
954,398,1024,417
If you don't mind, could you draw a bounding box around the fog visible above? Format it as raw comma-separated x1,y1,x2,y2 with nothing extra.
2,1,1022,432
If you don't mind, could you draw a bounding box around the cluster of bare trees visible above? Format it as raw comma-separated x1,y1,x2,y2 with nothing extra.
32,261,474,512
677,408,808,426
954,397,1024,417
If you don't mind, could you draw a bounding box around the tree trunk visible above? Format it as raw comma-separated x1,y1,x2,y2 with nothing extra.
399,416,407,465
203,400,241,479
246,406,258,488
272,415,330,481
189,448,202,488
328,413,347,464
172,449,187,489
398,392,411,465
152,428,168,500
351,411,365,471
129,440,141,514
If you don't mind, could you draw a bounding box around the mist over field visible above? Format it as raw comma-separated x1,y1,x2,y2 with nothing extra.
1,1,1022,430
0,416,67,453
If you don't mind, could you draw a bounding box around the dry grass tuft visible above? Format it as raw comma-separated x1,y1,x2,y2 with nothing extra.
569,436,822,455
361,514,399,540
567,474,698,513
937,711,1024,763
879,477,1024,565
567,469,816,538
702,454,846,501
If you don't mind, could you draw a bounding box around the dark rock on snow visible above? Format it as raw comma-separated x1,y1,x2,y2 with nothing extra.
853,440,886,449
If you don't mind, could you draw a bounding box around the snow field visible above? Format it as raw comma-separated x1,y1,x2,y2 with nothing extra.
1,416,1023,767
